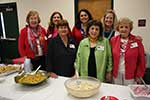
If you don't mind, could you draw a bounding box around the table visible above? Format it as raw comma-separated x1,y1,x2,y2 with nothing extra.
0,73,135,100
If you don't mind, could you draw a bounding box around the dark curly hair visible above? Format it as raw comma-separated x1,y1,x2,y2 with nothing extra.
86,20,103,40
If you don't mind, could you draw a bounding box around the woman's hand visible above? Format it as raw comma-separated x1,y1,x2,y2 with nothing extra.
135,77,142,84
71,69,79,79
48,72,58,78
71,74,77,79
136,35,143,41
105,72,112,82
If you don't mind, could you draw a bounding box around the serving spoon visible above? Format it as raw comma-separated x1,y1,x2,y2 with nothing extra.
31,65,41,75
140,77,149,88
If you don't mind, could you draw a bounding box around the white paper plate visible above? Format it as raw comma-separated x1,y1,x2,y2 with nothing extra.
0,77,5,82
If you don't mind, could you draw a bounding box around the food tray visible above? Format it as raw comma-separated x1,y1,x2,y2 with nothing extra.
128,85,150,98
14,70,49,85
0,64,21,76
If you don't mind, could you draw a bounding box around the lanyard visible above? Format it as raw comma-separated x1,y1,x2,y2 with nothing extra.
80,28,86,38
103,30,114,39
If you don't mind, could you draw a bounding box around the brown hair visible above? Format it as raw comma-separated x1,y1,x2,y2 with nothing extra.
49,11,63,25
26,10,41,24
57,19,71,36
48,11,63,34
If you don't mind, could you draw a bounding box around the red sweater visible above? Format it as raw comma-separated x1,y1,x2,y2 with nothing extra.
18,25,47,58
110,34,146,79
72,26,84,45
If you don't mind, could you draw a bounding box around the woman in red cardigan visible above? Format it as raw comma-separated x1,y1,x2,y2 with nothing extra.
72,9,93,45
110,17,146,85
18,10,47,71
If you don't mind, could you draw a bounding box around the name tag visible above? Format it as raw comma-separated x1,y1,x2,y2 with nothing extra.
69,44,75,48
97,45,104,51
130,42,138,48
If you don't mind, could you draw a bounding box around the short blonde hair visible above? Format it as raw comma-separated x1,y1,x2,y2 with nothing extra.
26,10,41,24
115,17,133,31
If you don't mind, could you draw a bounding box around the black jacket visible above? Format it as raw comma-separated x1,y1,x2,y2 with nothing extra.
46,35,77,77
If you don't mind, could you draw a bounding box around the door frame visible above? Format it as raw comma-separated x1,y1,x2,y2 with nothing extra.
0,2,20,62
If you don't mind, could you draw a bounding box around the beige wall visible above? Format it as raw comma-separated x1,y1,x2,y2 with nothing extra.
114,0,150,53
0,0,74,30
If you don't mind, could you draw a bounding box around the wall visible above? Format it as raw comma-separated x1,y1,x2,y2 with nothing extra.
0,0,74,30
114,0,150,53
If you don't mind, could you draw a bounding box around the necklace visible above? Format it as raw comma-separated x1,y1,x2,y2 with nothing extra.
88,36,97,43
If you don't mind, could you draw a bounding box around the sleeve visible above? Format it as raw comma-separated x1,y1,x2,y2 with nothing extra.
136,41,146,77
41,27,48,55
46,39,54,72
71,26,76,38
18,29,26,57
74,42,82,72
106,39,113,72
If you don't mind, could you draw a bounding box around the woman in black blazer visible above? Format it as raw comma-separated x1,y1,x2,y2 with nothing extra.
46,19,77,78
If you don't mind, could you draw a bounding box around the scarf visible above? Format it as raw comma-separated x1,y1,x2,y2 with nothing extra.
27,25,45,56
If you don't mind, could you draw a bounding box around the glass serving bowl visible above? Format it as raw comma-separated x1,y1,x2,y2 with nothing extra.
64,76,101,98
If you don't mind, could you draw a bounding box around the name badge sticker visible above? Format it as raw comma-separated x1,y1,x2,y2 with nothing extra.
69,44,75,49
130,42,138,48
97,45,104,51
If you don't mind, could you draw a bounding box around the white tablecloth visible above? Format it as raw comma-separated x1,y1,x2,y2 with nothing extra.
0,73,135,100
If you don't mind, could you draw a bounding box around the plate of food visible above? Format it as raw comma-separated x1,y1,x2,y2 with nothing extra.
0,64,21,76
128,85,150,99
14,70,49,85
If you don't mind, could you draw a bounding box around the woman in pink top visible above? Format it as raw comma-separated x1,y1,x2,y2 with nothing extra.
47,11,63,40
